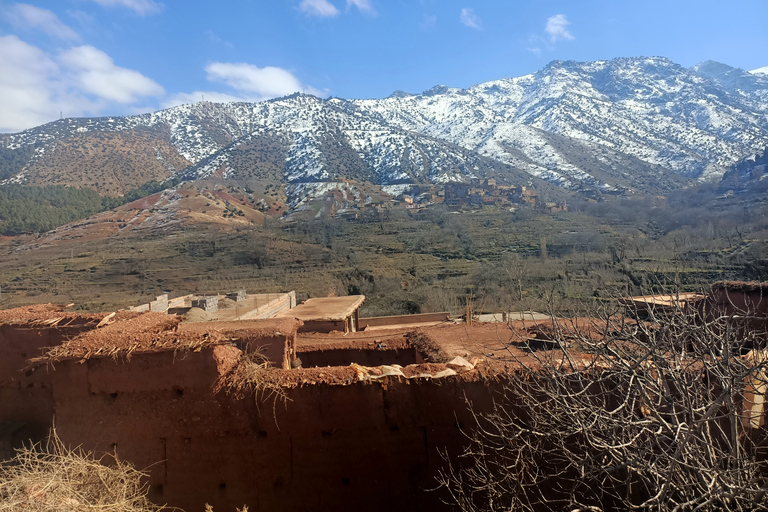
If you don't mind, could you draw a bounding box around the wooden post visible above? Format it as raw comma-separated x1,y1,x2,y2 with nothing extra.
466,294,473,326
353,308,359,332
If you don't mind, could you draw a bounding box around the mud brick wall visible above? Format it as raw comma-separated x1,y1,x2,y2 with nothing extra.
298,347,424,367
358,312,450,329
178,320,297,369
298,319,348,333
710,289,768,317
47,347,500,512
0,323,99,441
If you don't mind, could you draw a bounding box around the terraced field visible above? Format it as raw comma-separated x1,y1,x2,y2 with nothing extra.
2,190,765,317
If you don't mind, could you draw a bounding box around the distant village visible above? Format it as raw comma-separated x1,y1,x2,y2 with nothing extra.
324,178,567,220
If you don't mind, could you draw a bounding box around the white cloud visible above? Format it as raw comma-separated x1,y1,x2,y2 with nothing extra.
0,36,165,132
299,0,339,17
460,8,481,30
347,0,376,15
5,4,80,40
206,62,319,99
60,45,164,103
545,14,574,42
0,35,65,131
165,61,326,107
86,0,163,16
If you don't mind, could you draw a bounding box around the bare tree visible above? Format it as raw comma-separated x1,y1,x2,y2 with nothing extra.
439,293,768,511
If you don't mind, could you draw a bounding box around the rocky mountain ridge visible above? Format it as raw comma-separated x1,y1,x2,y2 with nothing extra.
2,56,768,204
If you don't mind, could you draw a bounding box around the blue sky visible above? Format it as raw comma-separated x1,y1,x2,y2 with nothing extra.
1,0,767,132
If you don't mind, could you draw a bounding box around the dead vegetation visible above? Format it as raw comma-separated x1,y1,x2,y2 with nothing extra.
217,350,290,406
439,293,768,511
0,430,162,512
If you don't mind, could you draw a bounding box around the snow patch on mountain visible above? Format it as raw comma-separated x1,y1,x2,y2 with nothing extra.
4,57,768,197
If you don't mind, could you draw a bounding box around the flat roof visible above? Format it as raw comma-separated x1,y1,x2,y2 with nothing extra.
278,295,365,322
619,293,705,307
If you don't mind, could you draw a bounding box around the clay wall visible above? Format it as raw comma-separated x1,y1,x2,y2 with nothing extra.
178,321,297,369
238,334,292,369
45,347,501,512
0,323,98,441
298,319,347,333
299,347,424,368
710,289,768,317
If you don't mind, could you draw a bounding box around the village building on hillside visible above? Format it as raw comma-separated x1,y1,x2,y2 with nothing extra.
442,179,564,212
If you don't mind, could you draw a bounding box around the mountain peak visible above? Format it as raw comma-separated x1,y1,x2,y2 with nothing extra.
691,60,768,94
2,55,768,206
751,66,768,76
691,60,738,74
387,90,414,99
422,85,453,96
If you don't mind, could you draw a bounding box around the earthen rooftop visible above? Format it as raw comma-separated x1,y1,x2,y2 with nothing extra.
277,295,365,322
620,293,705,307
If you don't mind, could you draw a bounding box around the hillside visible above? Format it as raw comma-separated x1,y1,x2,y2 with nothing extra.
1,57,767,204
19,183,268,246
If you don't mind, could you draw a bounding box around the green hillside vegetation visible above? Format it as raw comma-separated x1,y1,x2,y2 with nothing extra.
0,182,766,317
0,185,106,235
0,145,36,181
0,178,184,236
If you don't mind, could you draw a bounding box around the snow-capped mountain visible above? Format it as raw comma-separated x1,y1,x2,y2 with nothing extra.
2,56,768,203
354,57,768,187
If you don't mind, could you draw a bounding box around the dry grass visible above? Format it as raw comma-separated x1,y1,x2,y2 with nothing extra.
218,350,290,407
0,430,163,512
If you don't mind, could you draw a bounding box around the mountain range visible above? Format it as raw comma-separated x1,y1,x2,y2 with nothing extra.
2,56,768,207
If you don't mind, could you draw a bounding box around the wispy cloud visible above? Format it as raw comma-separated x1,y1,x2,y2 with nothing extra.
419,14,436,31
5,4,80,40
527,14,575,55
347,0,376,16
86,0,163,16
203,29,233,49
165,62,326,108
0,35,164,132
299,0,339,17
460,8,481,30
527,45,542,56
545,14,574,42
